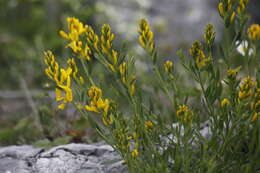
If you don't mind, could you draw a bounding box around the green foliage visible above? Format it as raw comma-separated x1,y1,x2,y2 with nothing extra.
43,0,260,172
0,0,96,89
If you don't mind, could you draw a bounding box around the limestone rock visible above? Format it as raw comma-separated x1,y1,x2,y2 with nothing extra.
0,143,127,173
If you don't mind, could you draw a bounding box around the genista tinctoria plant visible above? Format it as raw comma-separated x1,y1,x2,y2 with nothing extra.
43,1,259,172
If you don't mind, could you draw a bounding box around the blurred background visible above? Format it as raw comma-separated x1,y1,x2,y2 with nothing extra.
0,0,259,147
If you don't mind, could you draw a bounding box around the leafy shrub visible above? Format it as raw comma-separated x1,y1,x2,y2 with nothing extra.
44,1,259,172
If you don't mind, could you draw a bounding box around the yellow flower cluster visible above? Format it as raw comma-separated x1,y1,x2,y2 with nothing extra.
98,24,120,73
86,25,99,51
59,17,85,52
164,60,173,73
101,24,115,55
250,89,260,122
237,0,249,15
204,24,215,47
138,19,155,53
119,62,136,96
85,86,112,126
44,51,73,110
67,58,78,79
176,105,193,124
59,17,91,61
67,58,85,84
236,77,260,122
218,0,235,23
85,86,109,114
189,41,212,69
218,0,249,24
247,24,260,41
238,76,257,100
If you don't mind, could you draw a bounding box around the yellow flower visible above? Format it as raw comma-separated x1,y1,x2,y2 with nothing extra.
227,0,232,10
58,103,66,110
131,149,139,158
44,51,59,80
138,19,155,53
106,50,118,72
85,104,99,113
218,0,233,17
189,41,202,58
237,0,249,14
101,24,115,55
59,30,69,39
59,17,86,41
56,79,73,103
230,12,236,24
251,112,259,123
67,41,82,53
247,24,260,41
119,63,126,75
164,60,173,73
97,98,110,115
64,86,73,102
176,105,193,124
221,98,230,108
102,114,113,126
88,86,102,101
119,62,127,84
130,84,135,96
55,88,63,102
79,76,84,84
67,58,78,79
204,24,215,46
195,53,212,69
251,88,260,111
59,17,94,59
227,67,241,80
80,44,91,61
218,2,225,17
111,49,118,65
251,100,260,111
86,25,99,51
44,51,73,109
189,42,212,69
56,68,72,87
238,77,257,100
145,120,154,129
85,86,110,116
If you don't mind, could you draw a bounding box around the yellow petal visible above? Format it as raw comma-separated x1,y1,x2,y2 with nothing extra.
65,87,73,102
55,88,64,101
58,103,66,110
85,105,99,113
59,30,69,39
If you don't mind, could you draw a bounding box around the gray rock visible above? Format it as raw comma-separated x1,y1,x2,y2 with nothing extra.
0,143,127,173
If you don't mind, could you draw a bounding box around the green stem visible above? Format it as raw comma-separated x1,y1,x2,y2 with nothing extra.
80,58,95,86
197,71,214,117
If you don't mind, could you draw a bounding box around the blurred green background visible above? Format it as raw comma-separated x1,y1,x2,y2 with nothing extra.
0,0,97,89
0,0,99,147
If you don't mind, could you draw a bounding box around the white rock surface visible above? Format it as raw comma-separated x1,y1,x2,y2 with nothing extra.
0,143,127,173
